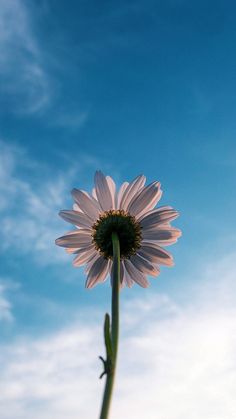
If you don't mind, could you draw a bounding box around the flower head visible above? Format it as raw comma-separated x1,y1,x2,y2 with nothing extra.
55,171,181,288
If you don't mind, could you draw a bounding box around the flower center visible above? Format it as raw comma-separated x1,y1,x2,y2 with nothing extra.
92,210,142,259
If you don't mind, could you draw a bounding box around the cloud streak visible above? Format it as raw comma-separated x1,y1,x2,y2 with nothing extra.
0,278,19,323
0,140,75,264
0,0,51,113
0,283,13,322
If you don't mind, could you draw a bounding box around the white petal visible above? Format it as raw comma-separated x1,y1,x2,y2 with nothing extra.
123,259,149,288
86,257,110,288
119,261,125,288
140,208,179,229
156,238,179,246
106,175,116,209
122,263,134,288
85,252,100,274
59,210,93,229
137,206,173,221
66,243,92,254
94,171,113,211
55,229,92,248
92,188,97,200
119,175,146,211
128,181,162,218
73,246,96,267
64,232,91,254
142,227,182,242
143,223,180,232
71,189,101,221
135,188,162,219
130,254,160,277
116,181,129,209
66,247,79,254
138,243,174,266
85,251,101,273
73,203,81,212
79,189,100,207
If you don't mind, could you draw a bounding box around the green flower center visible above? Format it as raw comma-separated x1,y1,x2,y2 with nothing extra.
92,210,142,259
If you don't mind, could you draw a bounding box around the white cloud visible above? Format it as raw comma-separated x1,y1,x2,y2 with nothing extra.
0,253,235,418
0,140,105,266
0,279,19,322
0,0,51,113
0,285,13,322
0,140,79,265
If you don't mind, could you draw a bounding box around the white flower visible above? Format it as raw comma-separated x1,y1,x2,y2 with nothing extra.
55,171,181,288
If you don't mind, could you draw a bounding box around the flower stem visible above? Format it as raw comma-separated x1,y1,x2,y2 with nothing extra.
99,232,120,419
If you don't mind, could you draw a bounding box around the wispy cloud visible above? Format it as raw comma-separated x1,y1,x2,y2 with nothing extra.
0,0,51,113
0,252,235,418
0,279,19,322
0,286,13,322
0,139,78,264
0,140,106,266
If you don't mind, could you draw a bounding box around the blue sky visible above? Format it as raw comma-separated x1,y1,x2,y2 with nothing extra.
0,1,235,418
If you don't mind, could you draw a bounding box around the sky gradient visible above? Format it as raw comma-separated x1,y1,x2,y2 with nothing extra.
0,1,235,418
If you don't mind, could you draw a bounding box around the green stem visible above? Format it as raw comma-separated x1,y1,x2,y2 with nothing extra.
99,232,120,419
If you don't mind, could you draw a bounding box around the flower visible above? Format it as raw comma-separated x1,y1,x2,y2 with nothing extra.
55,171,181,288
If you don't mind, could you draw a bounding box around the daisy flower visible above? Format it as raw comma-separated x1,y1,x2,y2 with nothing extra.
55,171,181,288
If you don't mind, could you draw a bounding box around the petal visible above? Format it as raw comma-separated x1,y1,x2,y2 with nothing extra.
66,243,92,254
86,257,110,288
92,188,97,200
117,181,129,209
64,232,92,254
137,187,162,219
106,175,116,209
130,254,160,277
122,263,134,288
85,251,101,273
142,226,182,243
140,208,179,229
94,171,113,211
55,229,92,248
71,189,101,221
138,242,174,266
119,175,146,211
59,210,93,229
73,246,96,267
137,206,173,221
66,247,80,254
73,203,81,212
128,181,162,218
123,259,149,288
120,261,126,288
